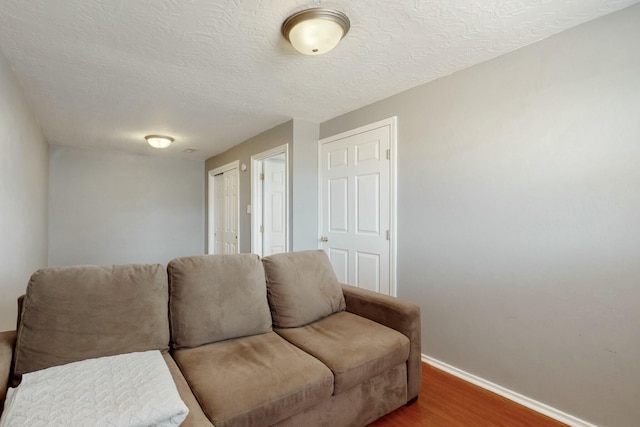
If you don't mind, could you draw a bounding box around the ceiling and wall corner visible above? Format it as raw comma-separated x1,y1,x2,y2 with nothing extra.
320,5,640,426
0,47,49,331
0,0,637,161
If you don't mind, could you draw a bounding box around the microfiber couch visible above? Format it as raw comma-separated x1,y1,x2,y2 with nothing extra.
0,250,421,426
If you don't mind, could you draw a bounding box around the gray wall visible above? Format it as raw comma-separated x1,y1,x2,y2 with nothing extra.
205,121,294,253
49,146,204,266
0,49,49,331
321,6,640,427
292,120,320,251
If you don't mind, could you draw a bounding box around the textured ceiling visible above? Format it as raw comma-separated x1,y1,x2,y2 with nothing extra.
0,0,637,160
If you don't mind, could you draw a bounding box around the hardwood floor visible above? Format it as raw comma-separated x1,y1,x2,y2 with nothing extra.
369,363,567,426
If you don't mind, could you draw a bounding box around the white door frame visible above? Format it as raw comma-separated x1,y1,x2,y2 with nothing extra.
251,144,289,256
318,117,398,296
208,160,240,254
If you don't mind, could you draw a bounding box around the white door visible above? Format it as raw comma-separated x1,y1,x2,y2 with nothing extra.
212,167,239,254
319,122,393,295
213,173,225,254
222,168,239,254
250,144,290,257
262,157,286,256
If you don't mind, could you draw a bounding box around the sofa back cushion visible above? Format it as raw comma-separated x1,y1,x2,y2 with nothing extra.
168,254,272,349
262,250,345,328
14,264,169,376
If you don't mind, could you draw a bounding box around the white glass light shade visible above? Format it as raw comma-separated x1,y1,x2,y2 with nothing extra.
145,135,174,149
282,9,350,56
288,18,344,55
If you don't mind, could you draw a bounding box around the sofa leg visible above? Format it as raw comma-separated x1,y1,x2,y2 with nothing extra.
405,396,418,407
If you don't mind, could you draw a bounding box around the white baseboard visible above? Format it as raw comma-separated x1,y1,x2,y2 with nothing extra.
421,354,598,427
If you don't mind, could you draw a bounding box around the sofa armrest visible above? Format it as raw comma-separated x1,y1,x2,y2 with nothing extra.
0,330,17,415
341,285,421,401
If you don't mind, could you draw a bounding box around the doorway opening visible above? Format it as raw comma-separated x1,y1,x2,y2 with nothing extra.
251,144,289,257
208,161,239,254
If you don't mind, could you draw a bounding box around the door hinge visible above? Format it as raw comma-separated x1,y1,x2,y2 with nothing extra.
260,173,264,180
386,230,390,240
386,149,390,160
260,225,264,233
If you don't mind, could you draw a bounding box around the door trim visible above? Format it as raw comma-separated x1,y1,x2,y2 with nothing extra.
250,144,289,256
318,117,398,296
208,160,240,254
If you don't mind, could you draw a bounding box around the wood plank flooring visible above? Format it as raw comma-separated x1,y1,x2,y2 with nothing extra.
368,363,567,426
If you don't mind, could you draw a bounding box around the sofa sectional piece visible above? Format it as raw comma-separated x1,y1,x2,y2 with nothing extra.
0,250,421,426
4,263,212,426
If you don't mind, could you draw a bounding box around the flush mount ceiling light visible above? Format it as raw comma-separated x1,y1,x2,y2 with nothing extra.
282,8,350,55
145,135,174,149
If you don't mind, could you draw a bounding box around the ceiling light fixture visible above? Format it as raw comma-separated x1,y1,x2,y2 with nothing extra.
282,8,350,56
145,135,174,149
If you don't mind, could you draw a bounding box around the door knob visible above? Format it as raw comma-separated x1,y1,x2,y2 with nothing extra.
320,236,329,242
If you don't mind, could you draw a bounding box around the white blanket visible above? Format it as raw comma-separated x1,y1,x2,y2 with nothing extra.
0,350,189,427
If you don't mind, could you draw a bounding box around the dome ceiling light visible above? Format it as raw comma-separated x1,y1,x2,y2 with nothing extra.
281,8,350,55
145,135,174,149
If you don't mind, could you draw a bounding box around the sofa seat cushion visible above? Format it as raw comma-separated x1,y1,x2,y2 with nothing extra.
275,311,410,395
162,354,214,427
168,254,272,349
173,331,333,427
14,264,169,376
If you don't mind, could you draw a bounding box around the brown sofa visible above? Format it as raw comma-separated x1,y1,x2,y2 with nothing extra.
0,250,421,426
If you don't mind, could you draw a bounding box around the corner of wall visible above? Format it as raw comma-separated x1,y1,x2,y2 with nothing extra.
0,46,49,331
